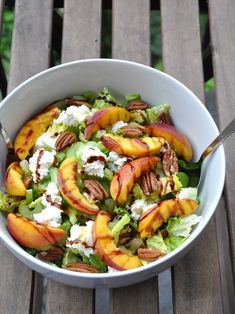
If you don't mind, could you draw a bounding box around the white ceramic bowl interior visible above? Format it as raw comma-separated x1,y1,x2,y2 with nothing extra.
0,59,225,288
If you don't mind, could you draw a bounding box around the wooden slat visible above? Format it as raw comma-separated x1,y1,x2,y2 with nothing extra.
0,0,4,35
110,279,158,314
62,0,102,63
8,0,53,92
45,1,101,312
208,0,235,276
161,1,224,313
111,1,159,313
112,0,150,65
0,1,53,313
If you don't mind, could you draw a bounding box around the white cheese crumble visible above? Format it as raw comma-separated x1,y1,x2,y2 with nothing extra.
66,221,94,257
112,120,128,133
178,187,198,201
41,182,62,207
35,132,58,150
29,149,56,183
54,105,90,126
81,145,107,163
81,145,107,177
129,199,155,221
83,160,106,177
33,205,62,228
107,151,127,171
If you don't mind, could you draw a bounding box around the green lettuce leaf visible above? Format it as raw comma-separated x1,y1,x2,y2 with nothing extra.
146,103,169,123
82,253,107,273
146,232,168,253
164,235,186,252
110,214,130,243
165,214,202,238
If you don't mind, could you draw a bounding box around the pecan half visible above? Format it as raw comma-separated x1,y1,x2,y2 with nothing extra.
66,263,100,273
55,131,77,151
137,248,166,260
141,172,159,195
23,175,33,188
162,149,179,176
127,100,149,111
119,225,132,245
37,246,64,262
121,125,145,137
157,112,172,125
84,179,109,201
65,98,92,108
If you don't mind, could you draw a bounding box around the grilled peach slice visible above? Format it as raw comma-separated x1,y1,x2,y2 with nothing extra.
57,158,99,215
85,107,130,140
138,199,199,238
14,106,60,160
5,162,26,196
94,211,142,270
7,213,66,250
145,123,193,161
110,157,160,203
102,134,167,158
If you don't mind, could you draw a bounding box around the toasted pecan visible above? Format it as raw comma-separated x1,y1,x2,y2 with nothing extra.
157,112,172,125
121,125,145,137
37,246,64,262
119,225,132,245
55,131,77,151
137,248,166,260
66,263,100,273
162,149,179,176
141,172,159,195
127,100,149,111
84,179,109,201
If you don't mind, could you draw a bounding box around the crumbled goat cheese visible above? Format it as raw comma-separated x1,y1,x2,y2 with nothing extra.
112,120,128,133
81,145,107,163
68,221,94,246
33,205,62,227
35,132,58,150
66,221,94,257
55,105,90,126
41,182,62,207
83,160,105,177
29,149,56,183
178,187,198,201
81,146,107,177
107,151,127,171
129,199,150,221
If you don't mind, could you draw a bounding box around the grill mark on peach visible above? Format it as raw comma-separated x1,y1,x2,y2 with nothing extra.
133,138,149,150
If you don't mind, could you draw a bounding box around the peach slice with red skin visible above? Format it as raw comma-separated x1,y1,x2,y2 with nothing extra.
5,162,26,196
85,107,130,140
138,199,199,238
144,123,193,161
14,106,61,160
102,134,167,158
7,213,67,250
94,210,142,270
110,156,160,204
57,158,99,215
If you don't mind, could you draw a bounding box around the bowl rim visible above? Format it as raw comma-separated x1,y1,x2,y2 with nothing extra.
0,58,226,279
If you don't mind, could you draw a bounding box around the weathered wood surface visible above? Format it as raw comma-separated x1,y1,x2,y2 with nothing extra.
208,0,235,277
8,0,53,92
110,2,159,313
112,0,150,65
0,1,53,313
62,0,102,63
161,0,225,313
45,1,101,312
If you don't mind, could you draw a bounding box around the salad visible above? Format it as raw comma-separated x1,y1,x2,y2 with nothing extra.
0,87,202,273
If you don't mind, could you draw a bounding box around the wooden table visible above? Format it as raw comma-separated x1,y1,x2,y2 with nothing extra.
0,1,235,313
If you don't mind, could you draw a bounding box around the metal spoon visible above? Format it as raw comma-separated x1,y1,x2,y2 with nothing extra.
0,121,18,168
195,117,235,187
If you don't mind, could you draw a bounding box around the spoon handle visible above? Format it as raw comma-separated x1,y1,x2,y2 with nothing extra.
0,122,14,150
202,117,235,159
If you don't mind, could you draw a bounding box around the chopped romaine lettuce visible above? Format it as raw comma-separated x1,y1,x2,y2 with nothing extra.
93,87,118,109
19,160,31,177
110,214,130,243
125,93,141,103
62,249,79,268
66,141,108,161
178,159,202,170
176,172,189,188
164,235,186,252
49,167,58,184
146,103,169,123
146,232,168,253
82,90,96,103
82,253,107,273
165,214,202,238
19,200,43,220
0,191,21,212
178,187,198,201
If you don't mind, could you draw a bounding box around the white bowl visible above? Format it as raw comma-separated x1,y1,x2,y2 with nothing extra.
0,59,225,288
